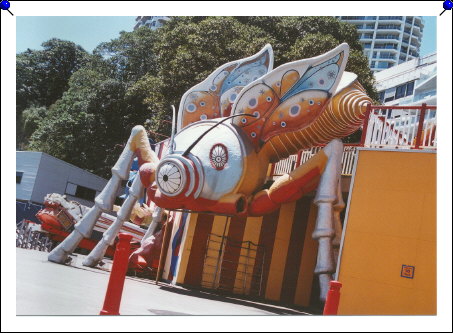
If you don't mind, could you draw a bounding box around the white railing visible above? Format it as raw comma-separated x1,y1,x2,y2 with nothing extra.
364,109,418,148
363,105,436,150
273,154,298,177
272,145,359,179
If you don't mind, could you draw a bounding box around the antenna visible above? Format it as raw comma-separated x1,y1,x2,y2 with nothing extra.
167,105,176,155
182,113,257,157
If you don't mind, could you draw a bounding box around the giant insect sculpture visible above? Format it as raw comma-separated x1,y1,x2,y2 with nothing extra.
48,43,371,300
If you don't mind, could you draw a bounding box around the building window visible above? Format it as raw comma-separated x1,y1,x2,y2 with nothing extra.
406,81,414,96
395,85,406,99
390,81,416,101
16,171,24,184
65,182,96,201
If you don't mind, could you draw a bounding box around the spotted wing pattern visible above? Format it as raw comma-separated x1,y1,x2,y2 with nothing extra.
177,44,273,131
231,44,349,150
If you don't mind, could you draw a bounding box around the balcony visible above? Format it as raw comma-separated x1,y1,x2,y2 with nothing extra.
343,16,377,20
379,16,403,21
377,25,401,31
342,16,377,21
375,35,400,40
375,62,394,69
377,55,396,60
410,39,420,47
373,44,398,50
413,89,436,103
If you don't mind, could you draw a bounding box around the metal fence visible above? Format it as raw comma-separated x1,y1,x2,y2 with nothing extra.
16,220,54,252
202,233,265,296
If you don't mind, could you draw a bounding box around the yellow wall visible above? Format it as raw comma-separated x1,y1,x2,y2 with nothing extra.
175,213,197,284
265,201,297,301
337,150,436,315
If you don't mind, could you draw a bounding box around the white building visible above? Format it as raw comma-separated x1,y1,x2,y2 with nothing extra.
16,151,117,207
374,52,436,106
338,16,424,72
134,16,170,30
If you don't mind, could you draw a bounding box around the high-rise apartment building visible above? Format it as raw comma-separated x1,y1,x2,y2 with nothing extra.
337,16,424,72
134,16,171,30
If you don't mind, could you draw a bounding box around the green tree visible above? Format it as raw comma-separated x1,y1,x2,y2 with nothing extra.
16,39,89,148
93,27,159,82
25,16,378,177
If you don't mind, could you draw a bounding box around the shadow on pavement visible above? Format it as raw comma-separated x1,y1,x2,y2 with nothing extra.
157,285,311,315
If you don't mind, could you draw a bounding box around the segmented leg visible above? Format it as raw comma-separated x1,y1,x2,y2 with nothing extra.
83,172,145,267
141,206,164,245
82,126,159,267
48,125,154,264
332,178,345,267
311,139,343,302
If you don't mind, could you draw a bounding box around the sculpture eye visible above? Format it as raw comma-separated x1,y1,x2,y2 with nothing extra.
157,161,184,195
209,144,228,170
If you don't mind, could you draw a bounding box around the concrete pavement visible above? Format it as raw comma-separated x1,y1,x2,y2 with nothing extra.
16,248,309,316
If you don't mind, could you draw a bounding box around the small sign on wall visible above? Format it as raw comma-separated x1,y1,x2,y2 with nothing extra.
401,265,415,279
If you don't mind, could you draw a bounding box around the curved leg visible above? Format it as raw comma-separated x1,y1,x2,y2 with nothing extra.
311,139,343,302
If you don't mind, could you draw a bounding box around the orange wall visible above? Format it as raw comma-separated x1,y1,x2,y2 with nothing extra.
337,149,436,315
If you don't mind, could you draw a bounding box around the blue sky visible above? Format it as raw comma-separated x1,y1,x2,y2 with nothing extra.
419,16,436,56
16,16,136,53
17,16,437,56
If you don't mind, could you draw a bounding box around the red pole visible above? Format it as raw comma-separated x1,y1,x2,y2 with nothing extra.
99,233,133,315
414,103,427,149
359,103,372,146
295,150,303,167
269,163,276,179
323,280,342,315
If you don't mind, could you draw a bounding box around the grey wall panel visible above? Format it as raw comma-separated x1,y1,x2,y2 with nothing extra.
16,152,42,201
30,153,109,207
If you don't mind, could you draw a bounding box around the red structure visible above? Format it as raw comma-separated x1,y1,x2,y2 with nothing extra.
323,280,342,315
99,233,133,315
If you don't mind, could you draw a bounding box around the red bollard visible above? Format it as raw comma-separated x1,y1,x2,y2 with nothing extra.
99,233,133,315
323,280,342,315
